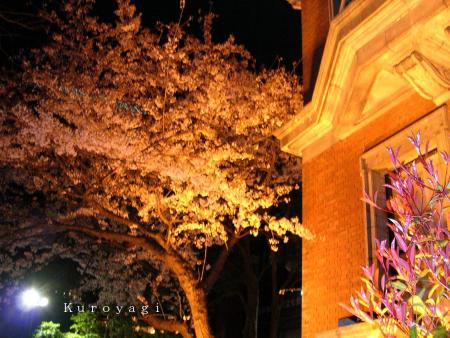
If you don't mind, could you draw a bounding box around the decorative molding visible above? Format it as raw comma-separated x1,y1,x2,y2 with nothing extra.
395,51,450,105
361,105,449,171
286,0,302,10
274,0,450,162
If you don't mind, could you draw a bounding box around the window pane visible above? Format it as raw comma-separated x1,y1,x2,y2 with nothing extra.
331,0,341,17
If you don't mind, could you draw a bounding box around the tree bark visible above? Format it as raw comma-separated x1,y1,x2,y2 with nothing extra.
173,268,214,338
240,239,259,338
141,315,192,338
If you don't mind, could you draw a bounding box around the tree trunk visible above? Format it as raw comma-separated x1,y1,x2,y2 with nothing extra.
200,235,239,291
244,277,259,338
171,257,214,338
183,282,213,338
269,252,281,338
269,295,281,338
241,239,259,338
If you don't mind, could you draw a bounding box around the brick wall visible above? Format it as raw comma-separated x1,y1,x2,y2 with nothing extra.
301,0,331,103
300,94,437,337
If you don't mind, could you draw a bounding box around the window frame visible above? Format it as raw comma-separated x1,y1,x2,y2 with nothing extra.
360,105,450,266
329,0,353,20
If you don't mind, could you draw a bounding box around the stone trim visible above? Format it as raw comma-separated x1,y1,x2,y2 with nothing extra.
275,0,450,162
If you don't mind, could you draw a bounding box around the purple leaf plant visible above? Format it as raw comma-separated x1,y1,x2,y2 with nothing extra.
342,133,450,338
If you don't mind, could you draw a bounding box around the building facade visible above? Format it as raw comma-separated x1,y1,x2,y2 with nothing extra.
277,0,450,337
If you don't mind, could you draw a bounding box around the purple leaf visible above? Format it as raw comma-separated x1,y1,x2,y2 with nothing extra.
394,232,408,252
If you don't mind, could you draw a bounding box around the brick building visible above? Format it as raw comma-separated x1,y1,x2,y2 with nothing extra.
276,0,450,337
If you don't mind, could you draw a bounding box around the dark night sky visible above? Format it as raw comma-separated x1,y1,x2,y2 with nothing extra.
0,0,301,70
133,0,302,69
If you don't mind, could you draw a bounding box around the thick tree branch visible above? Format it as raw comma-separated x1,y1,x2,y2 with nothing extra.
140,315,192,338
89,200,169,251
199,234,240,291
60,224,168,262
59,224,198,293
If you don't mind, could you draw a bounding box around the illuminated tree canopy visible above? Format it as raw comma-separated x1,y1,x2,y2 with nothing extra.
0,1,311,337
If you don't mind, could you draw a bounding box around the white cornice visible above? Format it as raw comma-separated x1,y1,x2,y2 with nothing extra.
286,0,302,10
274,0,450,161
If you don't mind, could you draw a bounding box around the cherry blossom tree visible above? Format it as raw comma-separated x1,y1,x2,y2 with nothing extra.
0,1,311,337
